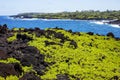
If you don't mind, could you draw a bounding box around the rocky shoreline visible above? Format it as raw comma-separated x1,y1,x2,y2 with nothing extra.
107,20,120,26
0,25,77,80
0,24,120,80
0,25,46,79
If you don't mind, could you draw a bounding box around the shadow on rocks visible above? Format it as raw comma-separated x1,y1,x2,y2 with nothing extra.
19,72,41,80
57,74,70,80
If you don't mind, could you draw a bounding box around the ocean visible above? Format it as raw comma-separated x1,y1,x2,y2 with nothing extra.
0,16,120,37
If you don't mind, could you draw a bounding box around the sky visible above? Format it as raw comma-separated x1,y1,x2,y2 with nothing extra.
0,0,120,15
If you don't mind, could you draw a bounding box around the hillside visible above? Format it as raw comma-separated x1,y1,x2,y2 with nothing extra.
0,25,120,80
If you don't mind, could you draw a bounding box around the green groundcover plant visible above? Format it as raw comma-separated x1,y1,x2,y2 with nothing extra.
2,28,120,80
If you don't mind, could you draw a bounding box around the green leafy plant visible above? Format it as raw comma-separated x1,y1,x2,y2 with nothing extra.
7,28,120,80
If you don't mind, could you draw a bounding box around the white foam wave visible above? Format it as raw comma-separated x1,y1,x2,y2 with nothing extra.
9,17,73,21
7,17,39,21
109,24,120,28
40,19,73,21
18,18,39,21
94,21,104,25
90,20,120,28
90,21,106,25
6,16,15,20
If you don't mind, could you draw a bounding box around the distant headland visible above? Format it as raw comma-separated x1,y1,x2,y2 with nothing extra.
10,10,120,26
11,10,120,20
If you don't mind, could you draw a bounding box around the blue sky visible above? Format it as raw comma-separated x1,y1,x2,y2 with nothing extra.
0,0,120,15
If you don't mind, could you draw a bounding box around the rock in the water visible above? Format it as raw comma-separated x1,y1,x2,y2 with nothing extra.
108,20,120,25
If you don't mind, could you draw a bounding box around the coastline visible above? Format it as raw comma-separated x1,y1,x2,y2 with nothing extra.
90,20,120,28
10,16,120,28
0,25,120,79
1,16,120,37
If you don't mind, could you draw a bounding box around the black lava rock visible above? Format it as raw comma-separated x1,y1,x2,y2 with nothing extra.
0,63,22,77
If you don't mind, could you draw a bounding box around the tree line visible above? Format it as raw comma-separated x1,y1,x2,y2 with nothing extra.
12,10,120,20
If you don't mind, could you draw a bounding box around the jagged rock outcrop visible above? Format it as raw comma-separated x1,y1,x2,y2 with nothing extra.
107,32,114,38
0,24,8,34
108,20,120,25
0,63,22,77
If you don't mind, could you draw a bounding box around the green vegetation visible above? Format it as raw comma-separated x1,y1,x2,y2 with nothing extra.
2,28,120,80
22,66,34,72
12,28,24,31
28,28,120,80
7,33,17,42
13,10,120,20
0,76,19,80
6,75,19,80
0,58,20,63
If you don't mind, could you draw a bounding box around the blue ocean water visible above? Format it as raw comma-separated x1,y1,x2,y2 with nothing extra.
0,16,120,37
